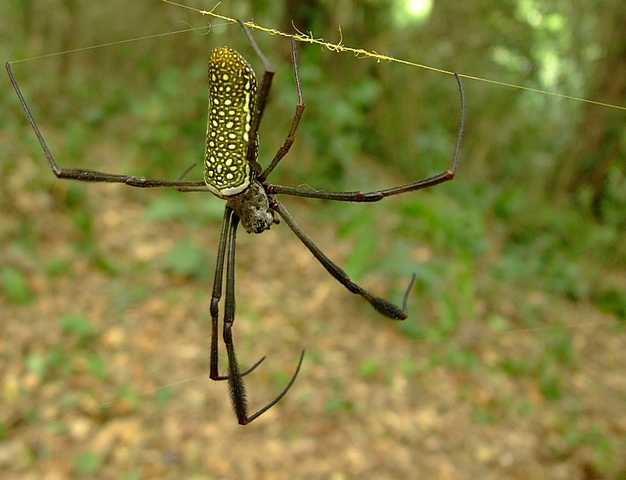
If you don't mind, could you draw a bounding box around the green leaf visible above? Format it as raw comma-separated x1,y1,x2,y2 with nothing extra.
61,314,96,339
74,451,102,475
25,353,48,378
159,240,207,278
0,266,33,304
145,192,191,222
86,354,108,380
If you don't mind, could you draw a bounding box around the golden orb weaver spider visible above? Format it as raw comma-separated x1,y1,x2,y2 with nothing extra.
6,21,466,425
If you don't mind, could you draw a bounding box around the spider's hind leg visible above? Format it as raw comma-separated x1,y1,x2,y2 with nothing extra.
209,207,266,383
212,208,305,424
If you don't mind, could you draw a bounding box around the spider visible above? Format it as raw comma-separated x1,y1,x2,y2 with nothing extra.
7,21,465,425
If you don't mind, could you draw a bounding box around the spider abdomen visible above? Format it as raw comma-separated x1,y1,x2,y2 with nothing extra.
204,46,257,198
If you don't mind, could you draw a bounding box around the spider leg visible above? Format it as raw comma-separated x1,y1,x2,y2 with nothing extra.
244,350,305,425
267,72,465,202
218,211,305,425
258,37,305,182
221,213,249,421
237,23,305,183
6,62,204,189
210,207,266,381
237,20,273,175
272,198,415,320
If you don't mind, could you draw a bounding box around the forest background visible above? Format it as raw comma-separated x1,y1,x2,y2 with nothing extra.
0,0,625,479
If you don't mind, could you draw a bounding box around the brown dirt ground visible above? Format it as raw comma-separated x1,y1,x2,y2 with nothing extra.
2,122,626,480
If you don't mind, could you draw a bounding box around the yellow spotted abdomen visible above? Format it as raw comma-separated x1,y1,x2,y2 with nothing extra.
204,46,257,197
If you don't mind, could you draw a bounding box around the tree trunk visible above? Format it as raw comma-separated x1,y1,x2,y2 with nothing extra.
554,2,626,218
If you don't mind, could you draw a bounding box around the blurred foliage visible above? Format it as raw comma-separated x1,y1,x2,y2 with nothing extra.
0,3,623,309
158,239,209,278
0,266,34,304
73,450,102,475
0,0,623,339
1,2,625,477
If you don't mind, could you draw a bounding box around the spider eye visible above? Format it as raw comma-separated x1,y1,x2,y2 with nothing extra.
204,46,257,197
